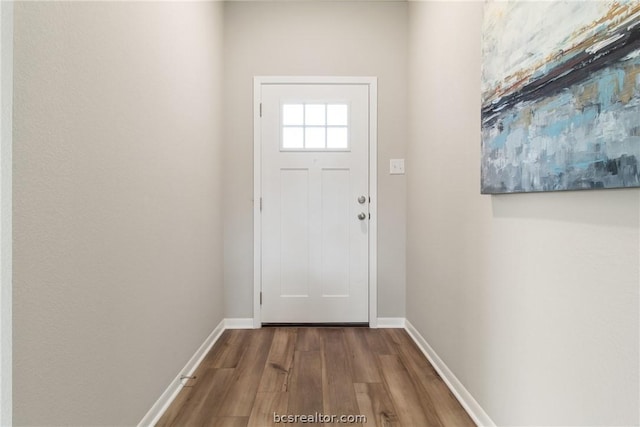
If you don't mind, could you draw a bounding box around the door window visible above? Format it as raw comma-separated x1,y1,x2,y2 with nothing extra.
281,103,349,151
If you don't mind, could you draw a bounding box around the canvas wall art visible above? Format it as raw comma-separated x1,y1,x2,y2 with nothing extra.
481,1,640,194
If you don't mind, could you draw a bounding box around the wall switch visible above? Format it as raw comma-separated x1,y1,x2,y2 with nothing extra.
390,159,405,175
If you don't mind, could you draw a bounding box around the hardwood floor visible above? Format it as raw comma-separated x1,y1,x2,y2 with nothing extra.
156,328,475,427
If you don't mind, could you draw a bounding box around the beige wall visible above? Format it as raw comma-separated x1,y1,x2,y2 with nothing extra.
13,2,225,425
223,1,408,319
407,2,639,425
12,2,638,425
0,2,13,425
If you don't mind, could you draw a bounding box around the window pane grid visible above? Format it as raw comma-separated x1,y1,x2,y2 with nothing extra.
281,103,349,150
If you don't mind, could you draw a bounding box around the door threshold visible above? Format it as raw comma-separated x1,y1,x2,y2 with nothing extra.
261,322,369,328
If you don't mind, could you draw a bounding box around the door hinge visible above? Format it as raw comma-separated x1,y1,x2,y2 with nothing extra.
259,103,262,117
260,291,262,305
260,197,263,211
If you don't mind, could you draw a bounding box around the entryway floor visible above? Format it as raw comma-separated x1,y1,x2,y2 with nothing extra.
156,327,475,427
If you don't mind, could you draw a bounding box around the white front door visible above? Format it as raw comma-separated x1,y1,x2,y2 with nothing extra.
258,82,371,323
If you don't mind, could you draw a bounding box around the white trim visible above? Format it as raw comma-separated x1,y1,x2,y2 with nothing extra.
137,319,226,427
253,76,378,328
368,80,378,328
376,318,405,328
253,77,262,329
254,76,378,86
0,3,13,425
404,320,496,427
224,318,255,329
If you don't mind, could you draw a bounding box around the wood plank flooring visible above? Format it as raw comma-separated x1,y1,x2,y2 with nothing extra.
156,328,475,427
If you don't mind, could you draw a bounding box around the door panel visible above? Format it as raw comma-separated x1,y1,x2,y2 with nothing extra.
320,168,350,297
280,168,309,297
260,83,370,323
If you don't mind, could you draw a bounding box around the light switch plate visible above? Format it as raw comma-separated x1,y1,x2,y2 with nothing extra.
390,159,405,175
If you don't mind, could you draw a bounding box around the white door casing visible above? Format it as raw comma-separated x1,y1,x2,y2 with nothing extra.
253,77,377,326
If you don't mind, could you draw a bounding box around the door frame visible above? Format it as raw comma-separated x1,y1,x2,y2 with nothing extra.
253,76,378,328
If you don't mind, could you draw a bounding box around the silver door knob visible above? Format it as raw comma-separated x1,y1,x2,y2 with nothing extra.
357,196,367,204
358,212,367,220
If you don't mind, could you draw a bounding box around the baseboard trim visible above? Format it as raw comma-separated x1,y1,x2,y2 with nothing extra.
376,317,406,328
225,318,254,329
404,320,496,427
137,319,225,427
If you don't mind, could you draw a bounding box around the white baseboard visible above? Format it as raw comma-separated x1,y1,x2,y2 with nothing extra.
137,319,226,427
376,317,406,328
404,320,496,427
225,318,254,329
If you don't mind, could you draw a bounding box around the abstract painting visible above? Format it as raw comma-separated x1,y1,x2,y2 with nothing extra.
481,1,640,194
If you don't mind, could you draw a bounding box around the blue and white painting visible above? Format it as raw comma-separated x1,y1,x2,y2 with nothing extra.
481,1,640,194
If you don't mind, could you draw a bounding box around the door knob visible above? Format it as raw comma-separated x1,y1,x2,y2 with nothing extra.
357,196,367,204
358,212,367,220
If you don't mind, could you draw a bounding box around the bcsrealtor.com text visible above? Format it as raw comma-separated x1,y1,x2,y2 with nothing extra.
273,412,367,424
